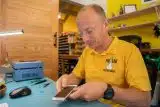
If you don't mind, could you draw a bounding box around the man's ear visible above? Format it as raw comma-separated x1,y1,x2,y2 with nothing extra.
104,19,109,28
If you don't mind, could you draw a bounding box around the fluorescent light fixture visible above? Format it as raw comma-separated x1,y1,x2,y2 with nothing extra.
0,29,24,36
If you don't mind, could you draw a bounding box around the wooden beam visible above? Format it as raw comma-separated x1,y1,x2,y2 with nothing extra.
60,9,77,16
60,0,83,16
60,1,70,11
60,0,83,8
63,14,69,23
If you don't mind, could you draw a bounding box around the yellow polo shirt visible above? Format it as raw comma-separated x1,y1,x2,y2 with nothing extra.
72,36,151,106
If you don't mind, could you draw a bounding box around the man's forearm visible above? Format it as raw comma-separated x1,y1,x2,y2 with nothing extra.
112,86,151,107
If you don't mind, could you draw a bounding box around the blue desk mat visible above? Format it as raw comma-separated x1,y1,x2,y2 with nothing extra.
0,78,110,107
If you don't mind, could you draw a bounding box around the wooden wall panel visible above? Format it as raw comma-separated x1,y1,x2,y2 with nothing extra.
51,0,59,80
0,0,2,64
6,0,52,11
0,24,2,28
0,0,2,16
0,0,5,65
0,0,4,28
0,0,59,80
0,0,2,22
0,39,3,65
6,6,51,27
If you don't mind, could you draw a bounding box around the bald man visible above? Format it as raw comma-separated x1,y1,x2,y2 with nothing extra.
56,4,151,107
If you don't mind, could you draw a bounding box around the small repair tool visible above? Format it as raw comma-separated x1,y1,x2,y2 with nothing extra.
43,82,51,88
31,79,47,86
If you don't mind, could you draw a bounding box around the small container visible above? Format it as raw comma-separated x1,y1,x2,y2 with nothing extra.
0,73,6,98
0,73,6,82
0,84,6,98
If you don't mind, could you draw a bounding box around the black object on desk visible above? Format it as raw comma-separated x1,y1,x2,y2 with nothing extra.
31,79,47,86
43,82,51,88
9,86,31,99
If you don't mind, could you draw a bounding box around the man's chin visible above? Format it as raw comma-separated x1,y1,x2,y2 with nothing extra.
88,45,96,50
85,43,96,49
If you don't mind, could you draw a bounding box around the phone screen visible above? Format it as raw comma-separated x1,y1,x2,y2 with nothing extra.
55,86,75,98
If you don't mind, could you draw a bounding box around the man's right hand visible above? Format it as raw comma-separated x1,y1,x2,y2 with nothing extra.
56,74,70,93
56,73,81,93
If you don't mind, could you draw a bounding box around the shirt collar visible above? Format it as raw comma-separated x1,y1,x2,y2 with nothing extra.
90,36,118,55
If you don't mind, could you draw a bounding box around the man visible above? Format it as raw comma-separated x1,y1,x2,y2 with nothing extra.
56,4,151,107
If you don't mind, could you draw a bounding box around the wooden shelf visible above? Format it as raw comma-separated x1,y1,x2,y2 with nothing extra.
141,48,160,53
59,54,80,60
109,20,160,32
108,5,160,22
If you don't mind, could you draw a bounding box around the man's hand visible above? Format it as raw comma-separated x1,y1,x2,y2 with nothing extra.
56,74,70,93
56,73,81,93
69,82,107,101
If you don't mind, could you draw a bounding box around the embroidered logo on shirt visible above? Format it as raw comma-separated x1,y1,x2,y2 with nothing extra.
103,57,117,72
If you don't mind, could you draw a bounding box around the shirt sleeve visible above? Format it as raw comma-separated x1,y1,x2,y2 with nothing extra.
72,49,86,79
125,45,151,91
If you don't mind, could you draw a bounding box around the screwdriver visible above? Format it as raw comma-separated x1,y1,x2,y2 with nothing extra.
31,79,47,86
43,82,51,88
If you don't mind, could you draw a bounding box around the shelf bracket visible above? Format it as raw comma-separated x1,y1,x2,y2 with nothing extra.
155,6,160,19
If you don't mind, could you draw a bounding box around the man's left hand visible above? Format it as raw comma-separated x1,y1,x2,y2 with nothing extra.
69,82,108,101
